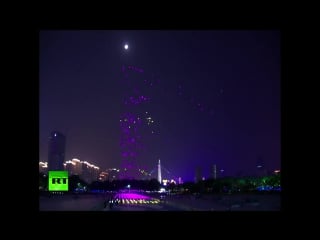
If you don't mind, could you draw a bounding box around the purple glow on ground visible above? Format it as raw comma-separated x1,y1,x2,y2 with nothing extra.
116,193,152,200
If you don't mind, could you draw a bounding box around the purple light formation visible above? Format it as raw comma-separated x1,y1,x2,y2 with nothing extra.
116,193,151,200
177,83,220,117
120,65,158,179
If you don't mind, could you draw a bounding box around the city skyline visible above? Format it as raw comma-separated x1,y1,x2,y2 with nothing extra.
39,30,280,181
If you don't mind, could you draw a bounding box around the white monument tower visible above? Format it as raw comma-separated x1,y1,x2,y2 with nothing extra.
158,159,162,184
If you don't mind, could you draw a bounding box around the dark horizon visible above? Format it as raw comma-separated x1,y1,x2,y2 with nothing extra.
39,30,280,182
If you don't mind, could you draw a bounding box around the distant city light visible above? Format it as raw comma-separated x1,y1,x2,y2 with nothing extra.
162,179,168,186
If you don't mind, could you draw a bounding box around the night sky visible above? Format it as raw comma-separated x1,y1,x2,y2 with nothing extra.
39,30,280,182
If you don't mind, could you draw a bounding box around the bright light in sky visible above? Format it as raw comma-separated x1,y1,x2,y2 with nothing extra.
124,44,128,50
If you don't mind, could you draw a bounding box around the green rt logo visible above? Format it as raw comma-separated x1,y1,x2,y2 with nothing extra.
48,171,69,191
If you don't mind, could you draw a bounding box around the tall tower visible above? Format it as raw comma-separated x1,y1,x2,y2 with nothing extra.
48,131,66,171
157,159,162,184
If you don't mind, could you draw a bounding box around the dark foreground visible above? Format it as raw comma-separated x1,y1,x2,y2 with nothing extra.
39,192,280,211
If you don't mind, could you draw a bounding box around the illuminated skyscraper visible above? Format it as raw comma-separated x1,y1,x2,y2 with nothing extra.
157,159,162,184
48,131,66,171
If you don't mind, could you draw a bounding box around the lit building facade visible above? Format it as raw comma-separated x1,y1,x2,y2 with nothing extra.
82,161,100,184
106,168,120,181
39,161,48,173
98,171,108,181
63,158,100,184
